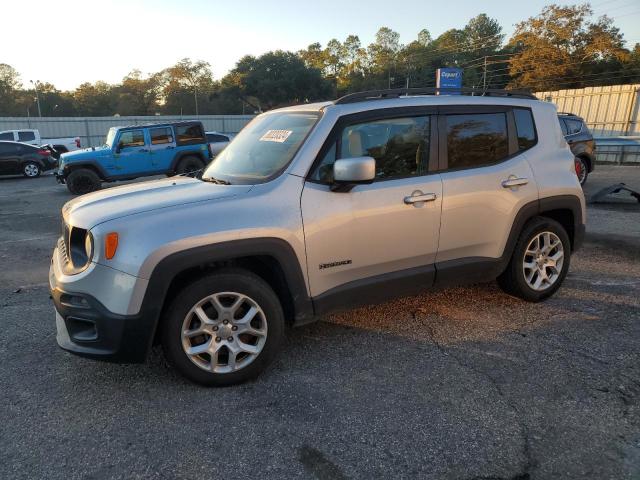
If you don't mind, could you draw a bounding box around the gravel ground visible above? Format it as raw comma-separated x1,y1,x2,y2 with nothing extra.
0,167,639,479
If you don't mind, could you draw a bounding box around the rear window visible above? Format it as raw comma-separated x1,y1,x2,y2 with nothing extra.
564,118,583,135
150,127,173,145
514,109,537,151
445,113,509,170
18,131,36,142
206,133,229,143
176,124,206,145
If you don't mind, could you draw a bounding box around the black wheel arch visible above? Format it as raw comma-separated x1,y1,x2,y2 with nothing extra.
140,238,314,356
64,161,108,180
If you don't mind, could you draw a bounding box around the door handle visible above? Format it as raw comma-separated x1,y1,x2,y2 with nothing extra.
404,192,437,204
165,146,175,149
139,148,149,152
501,177,528,188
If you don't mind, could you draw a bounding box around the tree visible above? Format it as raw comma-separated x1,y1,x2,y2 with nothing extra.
73,81,117,116
162,58,214,115
0,64,22,115
508,4,628,90
221,51,331,110
417,29,432,47
115,70,161,115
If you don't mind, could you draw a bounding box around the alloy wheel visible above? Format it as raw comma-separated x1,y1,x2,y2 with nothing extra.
522,231,565,291
181,291,268,374
574,158,587,184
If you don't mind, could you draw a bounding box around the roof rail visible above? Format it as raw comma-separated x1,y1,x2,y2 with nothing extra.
334,87,537,105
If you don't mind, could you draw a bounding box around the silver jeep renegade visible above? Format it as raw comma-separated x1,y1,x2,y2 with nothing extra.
50,88,586,386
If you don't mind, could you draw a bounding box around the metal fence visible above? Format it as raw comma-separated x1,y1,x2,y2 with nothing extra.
595,137,640,165
535,84,640,136
0,115,255,147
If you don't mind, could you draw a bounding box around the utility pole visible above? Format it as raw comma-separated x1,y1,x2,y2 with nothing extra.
194,85,199,116
30,80,42,117
406,76,410,89
482,56,487,90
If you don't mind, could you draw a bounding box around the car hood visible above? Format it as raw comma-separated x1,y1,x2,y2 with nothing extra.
61,145,110,162
63,176,253,229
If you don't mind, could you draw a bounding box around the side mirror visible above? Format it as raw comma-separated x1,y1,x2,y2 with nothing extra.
331,156,375,191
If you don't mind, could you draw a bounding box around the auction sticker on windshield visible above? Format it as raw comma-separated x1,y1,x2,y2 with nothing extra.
259,130,292,143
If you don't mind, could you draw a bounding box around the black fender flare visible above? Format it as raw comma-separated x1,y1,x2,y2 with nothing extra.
63,160,108,180
137,237,314,358
169,149,208,172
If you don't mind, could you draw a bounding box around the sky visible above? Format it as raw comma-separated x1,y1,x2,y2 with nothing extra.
2,0,639,91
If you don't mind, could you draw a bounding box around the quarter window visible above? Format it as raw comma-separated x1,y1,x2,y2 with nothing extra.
176,124,205,145
118,130,145,148
150,127,173,145
18,131,36,142
514,109,537,151
312,116,430,182
445,113,509,169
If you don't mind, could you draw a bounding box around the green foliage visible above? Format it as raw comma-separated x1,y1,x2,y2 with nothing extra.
0,4,637,116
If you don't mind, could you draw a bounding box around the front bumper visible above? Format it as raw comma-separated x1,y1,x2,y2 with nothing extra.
50,244,154,363
52,288,150,363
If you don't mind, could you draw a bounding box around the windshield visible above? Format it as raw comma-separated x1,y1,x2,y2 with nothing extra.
202,112,319,184
105,128,117,148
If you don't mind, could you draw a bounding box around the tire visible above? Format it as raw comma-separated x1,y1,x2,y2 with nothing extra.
497,216,571,302
23,162,41,178
574,157,588,186
66,168,102,195
161,268,285,386
175,156,205,175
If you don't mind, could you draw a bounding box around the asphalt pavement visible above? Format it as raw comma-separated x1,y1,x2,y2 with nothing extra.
0,167,639,479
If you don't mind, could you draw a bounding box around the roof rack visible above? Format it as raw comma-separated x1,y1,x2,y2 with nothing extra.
334,87,537,105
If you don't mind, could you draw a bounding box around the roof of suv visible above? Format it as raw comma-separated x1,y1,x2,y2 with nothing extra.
113,120,203,131
273,88,545,115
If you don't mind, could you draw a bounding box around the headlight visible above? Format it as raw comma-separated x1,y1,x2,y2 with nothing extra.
67,227,93,272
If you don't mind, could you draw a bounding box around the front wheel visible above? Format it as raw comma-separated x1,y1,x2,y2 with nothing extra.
66,168,101,195
497,217,571,302
161,268,285,386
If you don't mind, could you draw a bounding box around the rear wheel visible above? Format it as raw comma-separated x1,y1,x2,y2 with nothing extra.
175,156,205,175
23,162,41,178
66,168,101,195
574,157,588,185
161,268,285,386
497,216,571,302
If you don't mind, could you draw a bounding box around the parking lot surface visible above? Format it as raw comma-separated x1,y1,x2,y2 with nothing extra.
1,168,639,479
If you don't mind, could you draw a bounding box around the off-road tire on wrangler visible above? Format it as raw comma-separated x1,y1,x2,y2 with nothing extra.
497,216,571,302
175,156,205,175
161,268,285,386
66,168,102,195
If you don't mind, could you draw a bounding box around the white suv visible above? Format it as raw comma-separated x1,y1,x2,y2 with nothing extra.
50,88,586,386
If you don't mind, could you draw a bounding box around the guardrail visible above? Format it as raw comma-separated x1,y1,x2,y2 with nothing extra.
595,137,640,165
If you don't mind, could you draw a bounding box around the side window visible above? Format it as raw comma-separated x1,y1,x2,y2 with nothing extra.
150,127,173,145
176,124,205,145
565,119,582,135
18,131,36,142
446,113,509,170
312,116,430,182
207,134,228,142
559,118,568,135
514,109,537,151
0,132,13,141
0,143,17,154
118,130,145,149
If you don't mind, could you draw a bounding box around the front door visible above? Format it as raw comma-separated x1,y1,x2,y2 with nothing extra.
301,111,442,303
148,126,177,172
112,128,151,176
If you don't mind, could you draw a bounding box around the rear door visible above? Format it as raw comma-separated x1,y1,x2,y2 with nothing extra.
148,126,176,172
0,143,22,174
435,106,539,269
113,128,151,176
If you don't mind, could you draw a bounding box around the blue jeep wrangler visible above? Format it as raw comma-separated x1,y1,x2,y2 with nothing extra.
56,121,212,195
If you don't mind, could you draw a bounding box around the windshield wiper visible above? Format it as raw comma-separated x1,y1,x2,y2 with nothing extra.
200,176,231,185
